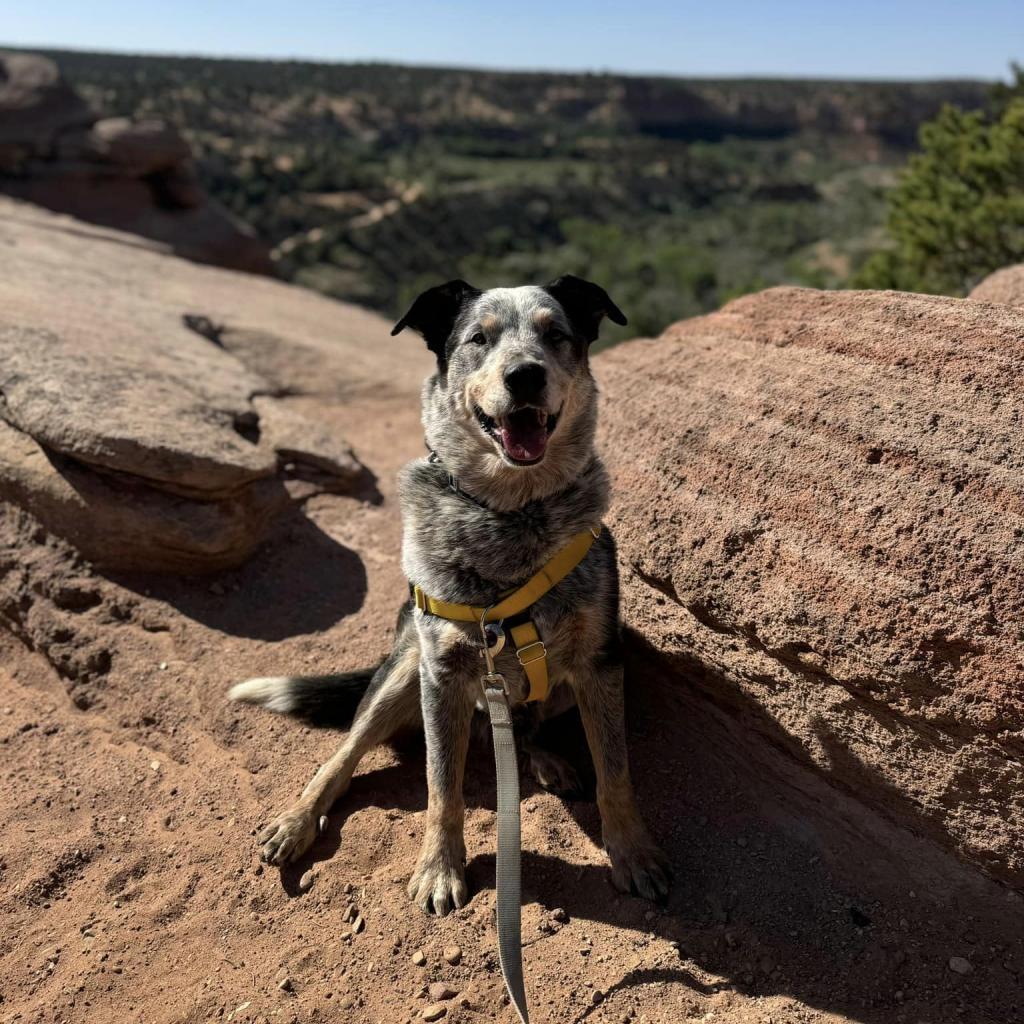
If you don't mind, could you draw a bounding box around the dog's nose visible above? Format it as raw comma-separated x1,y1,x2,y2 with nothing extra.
504,361,547,402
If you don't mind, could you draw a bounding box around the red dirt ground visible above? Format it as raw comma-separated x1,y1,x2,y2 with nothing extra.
2,316,1022,1024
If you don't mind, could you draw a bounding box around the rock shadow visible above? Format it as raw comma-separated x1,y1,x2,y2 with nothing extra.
500,627,1024,1024
109,512,367,640
250,623,1023,1023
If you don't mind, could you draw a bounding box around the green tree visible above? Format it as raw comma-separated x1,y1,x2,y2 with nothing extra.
856,99,1024,294
990,62,1024,117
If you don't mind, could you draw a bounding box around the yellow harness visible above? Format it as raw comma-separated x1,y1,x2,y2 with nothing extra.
412,526,602,702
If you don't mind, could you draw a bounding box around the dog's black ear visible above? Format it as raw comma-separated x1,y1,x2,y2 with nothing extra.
543,274,627,344
391,280,480,365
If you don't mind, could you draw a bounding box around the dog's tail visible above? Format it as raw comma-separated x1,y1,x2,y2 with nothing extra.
228,667,378,728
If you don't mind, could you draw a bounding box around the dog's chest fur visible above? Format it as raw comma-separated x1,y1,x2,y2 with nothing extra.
399,456,610,606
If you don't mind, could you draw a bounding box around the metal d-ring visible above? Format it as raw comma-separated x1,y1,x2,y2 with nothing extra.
479,605,506,673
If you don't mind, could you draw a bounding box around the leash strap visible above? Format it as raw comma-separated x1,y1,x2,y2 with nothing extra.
483,674,530,1024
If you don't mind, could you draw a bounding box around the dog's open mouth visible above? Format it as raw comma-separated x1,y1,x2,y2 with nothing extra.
474,405,559,465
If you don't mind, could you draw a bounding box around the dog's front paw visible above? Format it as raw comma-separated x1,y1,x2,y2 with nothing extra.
407,831,468,916
607,836,672,902
257,804,318,865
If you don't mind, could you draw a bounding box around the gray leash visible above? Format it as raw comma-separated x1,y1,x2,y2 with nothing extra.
480,616,531,1024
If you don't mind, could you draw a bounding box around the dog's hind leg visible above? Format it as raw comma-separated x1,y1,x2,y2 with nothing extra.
522,738,584,797
257,634,422,866
573,659,672,901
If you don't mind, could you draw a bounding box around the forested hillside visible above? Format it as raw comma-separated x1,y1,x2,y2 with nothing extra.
42,49,992,341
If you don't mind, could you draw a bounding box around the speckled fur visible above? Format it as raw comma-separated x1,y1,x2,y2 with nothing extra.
234,278,670,914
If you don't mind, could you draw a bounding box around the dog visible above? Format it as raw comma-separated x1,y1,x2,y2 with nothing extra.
230,275,671,915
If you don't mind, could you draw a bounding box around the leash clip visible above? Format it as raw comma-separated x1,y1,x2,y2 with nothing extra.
478,605,505,675
481,670,510,698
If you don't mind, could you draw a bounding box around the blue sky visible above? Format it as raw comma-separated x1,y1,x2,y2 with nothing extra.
3,1,1021,79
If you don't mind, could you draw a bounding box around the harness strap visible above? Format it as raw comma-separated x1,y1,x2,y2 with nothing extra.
412,527,600,624
509,620,547,702
411,527,600,704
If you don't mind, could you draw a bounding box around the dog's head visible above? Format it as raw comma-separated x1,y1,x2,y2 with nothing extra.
392,276,625,506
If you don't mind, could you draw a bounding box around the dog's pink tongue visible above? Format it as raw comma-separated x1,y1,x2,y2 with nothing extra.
499,420,548,462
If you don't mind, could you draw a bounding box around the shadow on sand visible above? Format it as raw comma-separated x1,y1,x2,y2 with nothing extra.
265,628,1024,1024
110,512,368,640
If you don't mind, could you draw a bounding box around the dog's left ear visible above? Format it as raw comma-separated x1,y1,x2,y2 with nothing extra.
391,279,480,367
543,274,627,344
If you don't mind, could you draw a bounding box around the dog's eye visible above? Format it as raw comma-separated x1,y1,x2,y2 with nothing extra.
547,327,569,343
470,331,487,346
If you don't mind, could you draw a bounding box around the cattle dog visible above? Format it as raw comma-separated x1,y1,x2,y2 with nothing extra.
230,275,671,914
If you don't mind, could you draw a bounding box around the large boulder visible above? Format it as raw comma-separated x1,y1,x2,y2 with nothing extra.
596,286,1024,890
0,51,270,274
0,197,383,574
0,325,275,495
0,50,93,159
969,264,1024,308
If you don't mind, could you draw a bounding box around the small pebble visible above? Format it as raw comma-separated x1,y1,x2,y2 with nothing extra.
298,870,315,892
422,1004,447,1021
278,977,292,992
343,903,357,923
428,983,457,1002
443,945,462,966
411,949,427,967
352,915,365,935
551,907,568,923
949,956,973,975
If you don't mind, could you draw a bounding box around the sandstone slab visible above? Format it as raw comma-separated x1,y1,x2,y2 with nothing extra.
969,264,1024,308
0,325,275,496
0,197,389,573
596,286,1024,889
0,420,290,574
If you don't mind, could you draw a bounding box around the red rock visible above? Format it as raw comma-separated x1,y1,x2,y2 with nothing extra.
969,264,1024,308
0,197,385,573
596,286,1024,889
0,51,270,274
0,51,93,158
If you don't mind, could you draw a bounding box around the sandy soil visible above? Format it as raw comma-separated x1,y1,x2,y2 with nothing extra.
1,304,1022,1024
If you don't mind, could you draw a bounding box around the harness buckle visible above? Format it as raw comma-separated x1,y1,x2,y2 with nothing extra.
413,587,427,612
516,640,547,666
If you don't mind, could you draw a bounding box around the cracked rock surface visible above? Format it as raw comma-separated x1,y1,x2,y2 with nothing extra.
0,197,392,572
